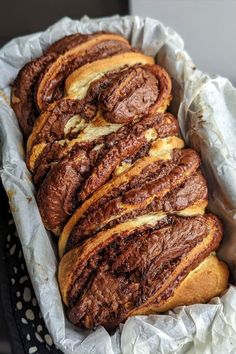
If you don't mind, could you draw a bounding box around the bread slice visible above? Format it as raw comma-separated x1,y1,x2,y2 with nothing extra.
36,33,131,110
36,115,181,235
11,32,93,136
133,254,228,315
65,52,155,99
58,135,184,257
58,213,227,329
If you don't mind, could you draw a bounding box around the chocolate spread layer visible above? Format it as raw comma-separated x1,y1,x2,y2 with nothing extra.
106,170,207,229
67,215,221,329
30,62,169,150
99,65,159,123
123,149,200,205
36,39,131,111
67,215,177,306
33,139,97,186
37,151,90,232
12,53,57,136
11,33,92,136
37,144,104,232
35,113,179,232
45,33,92,54
84,64,170,124
33,99,95,145
32,112,178,184
66,150,183,250
66,171,207,251
66,151,201,252
80,113,179,201
83,148,182,217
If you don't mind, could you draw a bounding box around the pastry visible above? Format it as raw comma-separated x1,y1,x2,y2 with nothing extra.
11,33,131,136
58,214,227,329
11,33,93,136
37,113,179,235
26,53,159,180
35,34,131,111
10,31,229,330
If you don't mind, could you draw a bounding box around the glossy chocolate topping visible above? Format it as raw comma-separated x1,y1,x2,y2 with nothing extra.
66,171,207,251
11,32,226,331
67,215,221,329
99,65,159,123
32,112,178,184
36,113,179,232
11,33,92,136
36,39,131,111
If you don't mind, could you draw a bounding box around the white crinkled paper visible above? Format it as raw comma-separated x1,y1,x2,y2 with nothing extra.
0,16,236,354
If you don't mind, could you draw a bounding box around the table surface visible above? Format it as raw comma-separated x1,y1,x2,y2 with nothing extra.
0,184,62,354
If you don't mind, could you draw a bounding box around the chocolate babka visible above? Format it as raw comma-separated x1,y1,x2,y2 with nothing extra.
11,31,229,330
59,214,227,329
12,33,131,136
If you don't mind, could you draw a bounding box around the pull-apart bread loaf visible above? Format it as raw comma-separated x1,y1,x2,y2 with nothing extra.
12,33,131,136
11,31,229,330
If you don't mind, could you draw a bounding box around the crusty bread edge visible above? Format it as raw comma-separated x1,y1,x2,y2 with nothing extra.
36,34,130,110
58,136,185,257
58,214,223,308
132,254,229,315
65,52,155,98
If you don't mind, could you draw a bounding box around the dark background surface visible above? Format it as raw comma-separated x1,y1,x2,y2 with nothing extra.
0,0,129,47
0,1,129,353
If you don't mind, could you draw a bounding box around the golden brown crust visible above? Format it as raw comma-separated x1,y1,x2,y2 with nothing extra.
11,33,93,136
36,34,131,111
131,254,229,315
65,52,155,99
58,135,185,257
10,30,229,330
36,114,180,235
58,214,226,329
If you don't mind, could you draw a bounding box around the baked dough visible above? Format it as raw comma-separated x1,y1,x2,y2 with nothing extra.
10,31,229,330
58,214,227,329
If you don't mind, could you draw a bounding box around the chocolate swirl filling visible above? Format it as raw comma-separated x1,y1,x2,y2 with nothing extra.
64,214,222,329
11,33,93,136
37,113,179,234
